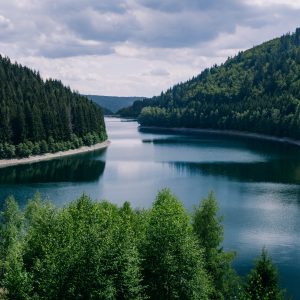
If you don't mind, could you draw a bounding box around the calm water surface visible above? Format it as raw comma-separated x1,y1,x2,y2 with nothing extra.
0,117,300,298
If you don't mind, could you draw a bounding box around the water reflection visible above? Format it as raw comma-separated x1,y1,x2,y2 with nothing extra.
0,156,106,184
169,160,300,184
142,134,300,159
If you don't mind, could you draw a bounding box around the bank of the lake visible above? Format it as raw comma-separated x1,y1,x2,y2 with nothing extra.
0,140,110,169
140,126,300,147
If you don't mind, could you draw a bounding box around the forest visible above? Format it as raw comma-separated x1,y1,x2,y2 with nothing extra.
0,56,107,159
120,28,300,140
0,190,287,300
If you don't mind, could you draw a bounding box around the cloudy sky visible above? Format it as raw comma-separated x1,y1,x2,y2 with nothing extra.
0,0,299,97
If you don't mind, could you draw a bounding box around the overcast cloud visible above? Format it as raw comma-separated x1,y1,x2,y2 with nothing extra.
0,0,299,96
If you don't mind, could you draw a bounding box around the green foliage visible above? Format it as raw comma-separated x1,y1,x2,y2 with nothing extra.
118,98,155,118
0,194,144,300
0,197,31,300
142,189,211,299
245,248,285,300
16,143,32,158
193,192,242,299
124,28,300,141
0,143,16,159
0,191,287,300
0,56,107,159
193,192,223,253
0,196,24,261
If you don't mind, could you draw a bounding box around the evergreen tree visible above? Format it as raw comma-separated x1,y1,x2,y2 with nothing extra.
193,192,241,299
0,56,107,159
245,248,285,300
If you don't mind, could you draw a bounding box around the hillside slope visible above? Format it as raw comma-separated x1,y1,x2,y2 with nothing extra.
123,28,300,140
0,56,107,158
86,95,145,113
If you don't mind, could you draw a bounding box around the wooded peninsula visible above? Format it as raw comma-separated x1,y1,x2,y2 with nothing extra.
120,28,300,143
0,56,107,160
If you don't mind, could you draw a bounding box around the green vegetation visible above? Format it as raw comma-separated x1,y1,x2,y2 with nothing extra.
245,248,285,300
98,105,113,116
122,28,300,141
86,95,145,114
118,98,152,118
0,190,287,299
0,56,107,159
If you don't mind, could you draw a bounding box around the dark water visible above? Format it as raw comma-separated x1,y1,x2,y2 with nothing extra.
0,117,300,298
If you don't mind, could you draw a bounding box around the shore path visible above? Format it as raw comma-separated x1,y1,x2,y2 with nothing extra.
0,140,111,169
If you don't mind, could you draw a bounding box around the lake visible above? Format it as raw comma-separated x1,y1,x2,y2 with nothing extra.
0,117,299,298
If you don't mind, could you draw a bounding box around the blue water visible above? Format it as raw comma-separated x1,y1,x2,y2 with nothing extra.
0,117,299,298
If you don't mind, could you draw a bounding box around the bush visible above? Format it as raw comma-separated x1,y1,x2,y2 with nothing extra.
83,133,94,146
0,143,16,159
16,143,32,158
39,140,48,154
32,143,41,155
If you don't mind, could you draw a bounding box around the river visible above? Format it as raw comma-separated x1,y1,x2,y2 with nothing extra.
0,117,299,298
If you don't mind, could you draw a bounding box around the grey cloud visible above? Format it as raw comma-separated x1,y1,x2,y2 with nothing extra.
43,0,127,15
65,9,140,43
147,68,170,76
137,0,243,13
0,15,13,30
37,41,114,59
0,0,299,59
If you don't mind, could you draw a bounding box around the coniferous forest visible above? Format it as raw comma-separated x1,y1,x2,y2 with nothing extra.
119,28,300,140
0,190,286,300
0,56,107,159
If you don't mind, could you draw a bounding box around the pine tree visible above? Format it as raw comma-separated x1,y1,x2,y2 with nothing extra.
245,248,285,300
193,192,241,299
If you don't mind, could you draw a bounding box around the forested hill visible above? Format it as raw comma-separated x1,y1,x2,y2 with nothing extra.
86,95,145,113
122,28,300,139
0,56,107,159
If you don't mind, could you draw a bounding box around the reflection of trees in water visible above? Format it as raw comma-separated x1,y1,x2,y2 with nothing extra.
169,159,300,184
142,134,300,158
0,158,106,184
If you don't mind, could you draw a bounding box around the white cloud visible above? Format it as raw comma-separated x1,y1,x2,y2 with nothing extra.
246,0,300,9
0,0,299,96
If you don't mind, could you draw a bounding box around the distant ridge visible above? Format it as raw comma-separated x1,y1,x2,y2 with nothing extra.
86,95,145,114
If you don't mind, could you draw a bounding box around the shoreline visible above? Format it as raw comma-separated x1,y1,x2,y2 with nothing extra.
0,140,111,169
139,126,300,147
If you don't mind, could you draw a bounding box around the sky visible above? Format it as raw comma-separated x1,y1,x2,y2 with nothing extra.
0,0,299,97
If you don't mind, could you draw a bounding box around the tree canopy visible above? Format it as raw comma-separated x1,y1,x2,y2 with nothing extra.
120,28,300,141
0,190,288,299
0,56,107,159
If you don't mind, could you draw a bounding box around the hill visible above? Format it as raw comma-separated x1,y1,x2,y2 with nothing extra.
86,95,145,114
121,28,300,140
0,56,107,159
96,104,113,116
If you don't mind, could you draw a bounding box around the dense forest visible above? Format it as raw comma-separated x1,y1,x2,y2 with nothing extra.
120,28,300,140
0,56,107,159
0,190,287,300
